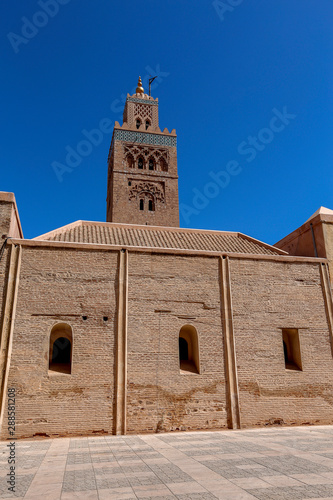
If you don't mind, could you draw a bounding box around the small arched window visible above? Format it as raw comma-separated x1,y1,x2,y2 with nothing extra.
148,199,155,212
145,120,150,130
138,157,144,169
160,157,168,172
127,154,134,169
148,158,155,171
179,325,200,374
140,199,144,211
49,323,72,374
136,119,141,130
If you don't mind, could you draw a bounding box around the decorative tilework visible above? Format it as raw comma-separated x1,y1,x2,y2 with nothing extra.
114,129,177,147
127,97,159,106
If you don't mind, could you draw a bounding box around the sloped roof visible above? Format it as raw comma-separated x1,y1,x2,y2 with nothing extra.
34,221,285,256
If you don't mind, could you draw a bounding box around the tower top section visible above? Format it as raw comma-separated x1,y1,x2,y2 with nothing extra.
106,77,179,227
122,76,160,130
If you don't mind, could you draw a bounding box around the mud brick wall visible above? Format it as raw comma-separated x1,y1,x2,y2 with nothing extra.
323,222,333,285
230,258,333,427
2,243,333,439
0,246,10,333
0,200,12,239
3,247,118,439
0,197,22,240
126,253,228,433
0,200,16,352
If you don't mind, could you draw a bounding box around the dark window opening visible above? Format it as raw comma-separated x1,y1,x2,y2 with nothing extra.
179,337,188,361
136,119,141,129
128,181,132,186
49,323,72,375
82,316,87,321
145,120,150,130
179,325,200,374
148,199,155,212
140,199,144,211
103,316,108,322
149,158,155,170
282,329,302,371
52,337,71,364
138,157,144,169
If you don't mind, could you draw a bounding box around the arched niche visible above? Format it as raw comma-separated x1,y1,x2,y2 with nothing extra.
179,325,200,374
49,323,73,374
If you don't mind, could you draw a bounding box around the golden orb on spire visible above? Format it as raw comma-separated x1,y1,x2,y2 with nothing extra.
136,76,144,94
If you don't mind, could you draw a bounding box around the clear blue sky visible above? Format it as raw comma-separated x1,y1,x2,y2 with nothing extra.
1,0,332,244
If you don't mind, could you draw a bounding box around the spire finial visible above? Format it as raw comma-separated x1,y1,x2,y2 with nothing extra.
136,76,144,94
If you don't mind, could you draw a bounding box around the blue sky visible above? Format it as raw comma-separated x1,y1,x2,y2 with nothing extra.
1,0,332,244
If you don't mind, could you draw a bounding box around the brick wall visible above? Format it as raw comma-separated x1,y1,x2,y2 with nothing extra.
0,199,13,239
0,195,23,240
0,197,19,342
1,245,333,439
323,222,333,284
126,253,227,433
230,258,333,427
2,247,118,438
0,245,10,334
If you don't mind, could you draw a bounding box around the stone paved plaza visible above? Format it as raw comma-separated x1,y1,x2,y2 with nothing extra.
2,426,333,499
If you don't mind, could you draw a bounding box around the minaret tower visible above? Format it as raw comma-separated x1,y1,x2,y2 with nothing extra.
106,77,179,227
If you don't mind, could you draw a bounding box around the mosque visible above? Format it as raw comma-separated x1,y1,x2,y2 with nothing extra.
0,78,333,438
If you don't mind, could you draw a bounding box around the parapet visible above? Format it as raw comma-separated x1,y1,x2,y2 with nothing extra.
0,191,23,239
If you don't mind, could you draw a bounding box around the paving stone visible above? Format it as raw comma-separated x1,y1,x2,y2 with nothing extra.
4,427,333,499
95,475,130,489
0,473,34,498
176,494,218,499
66,452,92,465
62,470,97,492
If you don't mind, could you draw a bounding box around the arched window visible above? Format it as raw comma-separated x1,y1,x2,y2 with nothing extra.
140,199,144,211
179,325,199,374
126,154,134,169
148,199,155,212
136,119,141,130
138,157,144,169
148,157,155,171
145,120,150,130
160,157,168,172
49,323,72,374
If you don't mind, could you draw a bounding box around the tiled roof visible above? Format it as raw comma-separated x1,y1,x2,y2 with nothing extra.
34,221,285,256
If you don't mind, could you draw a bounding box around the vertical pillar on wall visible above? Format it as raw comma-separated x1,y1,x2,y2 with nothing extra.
319,262,333,356
0,244,21,433
220,256,241,430
115,249,128,435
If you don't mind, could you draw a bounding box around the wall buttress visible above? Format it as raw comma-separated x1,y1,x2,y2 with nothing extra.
114,249,128,435
0,244,21,434
319,262,333,357
220,256,241,430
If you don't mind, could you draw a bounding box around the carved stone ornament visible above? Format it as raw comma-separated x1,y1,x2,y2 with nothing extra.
129,182,165,203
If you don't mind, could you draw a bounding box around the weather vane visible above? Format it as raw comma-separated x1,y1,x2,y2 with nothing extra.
149,76,158,97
